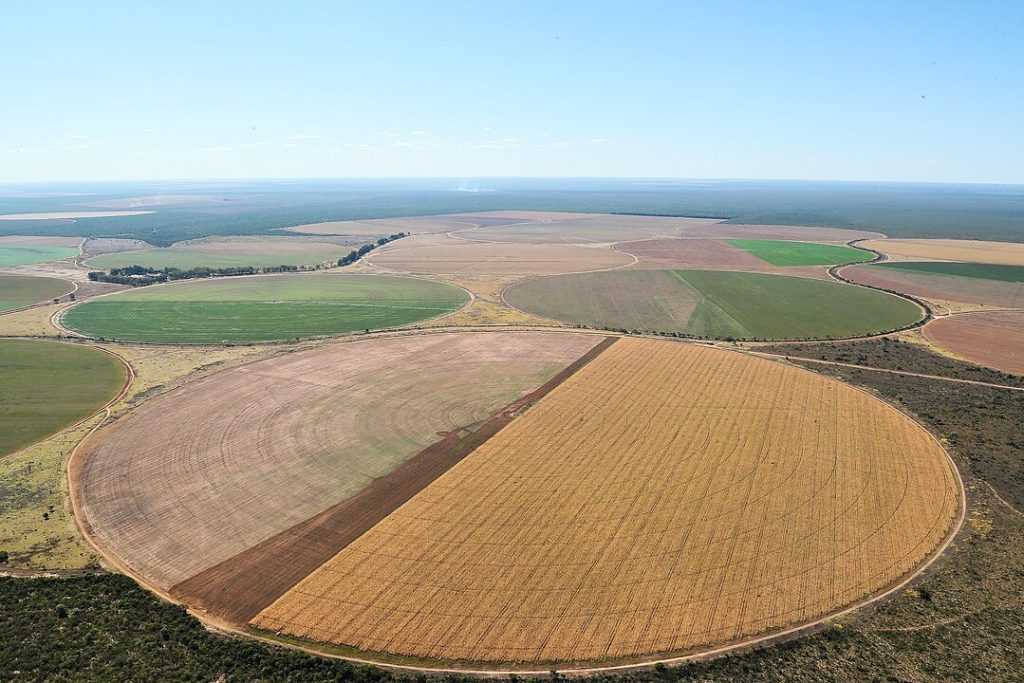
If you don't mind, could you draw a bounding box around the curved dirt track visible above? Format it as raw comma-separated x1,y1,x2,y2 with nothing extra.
73,331,601,591
254,338,963,668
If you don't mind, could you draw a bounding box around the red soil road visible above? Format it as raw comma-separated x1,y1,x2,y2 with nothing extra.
74,331,601,592
172,337,619,625
923,311,1024,376
844,264,1024,308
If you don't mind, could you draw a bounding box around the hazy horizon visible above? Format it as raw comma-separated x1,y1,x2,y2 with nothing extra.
4,2,1022,184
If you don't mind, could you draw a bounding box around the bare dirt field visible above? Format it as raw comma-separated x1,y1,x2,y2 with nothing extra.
74,332,599,594
844,264,1024,308
0,211,153,220
923,311,1024,376
616,238,830,279
253,339,961,665
366,234,634,275
862,239,1024,266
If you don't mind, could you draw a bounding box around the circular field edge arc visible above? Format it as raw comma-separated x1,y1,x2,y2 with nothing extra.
65,331,966,676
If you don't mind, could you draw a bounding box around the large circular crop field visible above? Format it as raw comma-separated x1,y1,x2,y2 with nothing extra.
504,269,923,339
73,332,961,669
61,273,469,343
0,339,126,456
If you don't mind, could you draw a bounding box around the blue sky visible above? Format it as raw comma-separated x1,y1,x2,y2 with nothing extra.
2,1,1021,183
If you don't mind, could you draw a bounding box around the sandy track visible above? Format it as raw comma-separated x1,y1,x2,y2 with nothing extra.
254,339,961,665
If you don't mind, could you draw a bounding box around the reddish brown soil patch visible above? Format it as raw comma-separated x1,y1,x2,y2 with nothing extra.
924,311,1024,376
169,337,618,625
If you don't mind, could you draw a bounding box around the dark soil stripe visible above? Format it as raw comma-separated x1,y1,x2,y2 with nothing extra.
169,335,618,625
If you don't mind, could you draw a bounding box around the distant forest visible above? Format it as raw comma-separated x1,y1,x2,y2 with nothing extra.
1,178,1022,246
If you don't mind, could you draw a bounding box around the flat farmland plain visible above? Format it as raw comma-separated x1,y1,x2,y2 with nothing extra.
62,273,469,343
74,332,600,599
504,270,922,339
0,339,126,456
0,274,73,312
84,236,361,270
923,311,1024,375
862,239,1024,266
844,264,1024,308
253,339,961,664
366,234,634,275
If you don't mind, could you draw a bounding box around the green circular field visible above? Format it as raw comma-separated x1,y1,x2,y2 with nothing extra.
0,339,126,456
0,274,73,312
62,273,468,344
505,269,923,340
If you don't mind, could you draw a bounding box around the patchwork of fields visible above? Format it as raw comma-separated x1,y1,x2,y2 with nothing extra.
253,339,960,663
504,269,923,339
845,263,1024,308
62,273,469,343
13,210,1019,674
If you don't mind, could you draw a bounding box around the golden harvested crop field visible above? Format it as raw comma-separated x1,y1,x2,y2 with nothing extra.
862,239,1024,265
254,338,961,665
366,234,634,275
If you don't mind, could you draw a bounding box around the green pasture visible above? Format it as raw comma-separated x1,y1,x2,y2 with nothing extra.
62,273,468,343
505,269,922,340
0,275,73,312
0,339,126,456
0,245,78,267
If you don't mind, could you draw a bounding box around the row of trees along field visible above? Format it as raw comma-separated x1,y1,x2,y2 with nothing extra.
84,233,408,287
336,232,406,266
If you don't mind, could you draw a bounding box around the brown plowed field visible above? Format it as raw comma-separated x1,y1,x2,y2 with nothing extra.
862,239,1024,265
171,337,618,624
844,265,1024,308
923,311,1024,376
253,339,960,665
75,331,600,592
366,234,633,275
616,238,830,279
